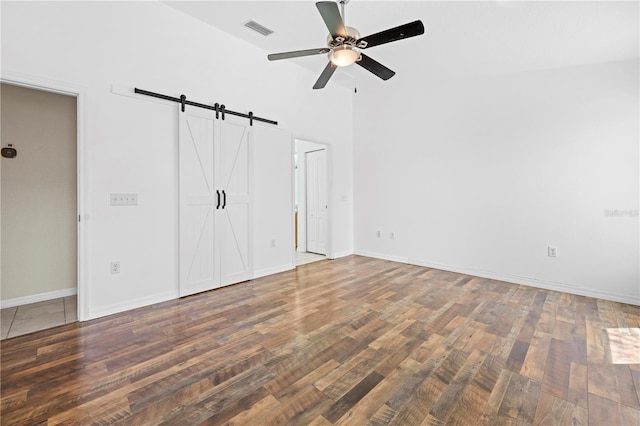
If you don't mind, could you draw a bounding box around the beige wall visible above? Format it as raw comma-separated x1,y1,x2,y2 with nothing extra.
1,83,77,301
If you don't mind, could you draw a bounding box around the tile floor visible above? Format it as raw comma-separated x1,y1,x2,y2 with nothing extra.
1,296,77,340
296,251,327,266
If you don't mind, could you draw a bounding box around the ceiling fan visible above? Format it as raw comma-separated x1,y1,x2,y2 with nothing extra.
267,0,425,89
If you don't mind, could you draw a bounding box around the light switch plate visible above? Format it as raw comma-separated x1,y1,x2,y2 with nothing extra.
110,193,138,206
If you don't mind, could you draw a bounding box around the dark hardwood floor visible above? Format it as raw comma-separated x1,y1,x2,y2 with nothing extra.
1,255,639,425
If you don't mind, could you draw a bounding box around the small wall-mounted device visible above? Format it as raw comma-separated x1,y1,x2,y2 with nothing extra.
1,144,17,158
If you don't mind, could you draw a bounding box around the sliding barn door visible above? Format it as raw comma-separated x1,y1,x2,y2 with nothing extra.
218,121,252,285
179,109,220,296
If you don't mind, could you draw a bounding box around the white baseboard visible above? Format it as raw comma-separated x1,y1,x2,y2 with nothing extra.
352,251,639,306
86,290,177,321
330,250,354,260
354,250,409,264
1,287,78,309
253,264,295,280
407,258,639,306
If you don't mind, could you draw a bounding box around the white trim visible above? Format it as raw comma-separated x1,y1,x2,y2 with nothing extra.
253,264,295,280
407,258,640,306
330,250,354,259
290,134,296,270
294,138,332,259
1,288,77,309
1,70,88,321
2,72,81,97
354,250,409,264
87,290,177,320
353,251,639,306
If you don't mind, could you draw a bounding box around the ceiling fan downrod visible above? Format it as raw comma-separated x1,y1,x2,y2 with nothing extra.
340,0,348,27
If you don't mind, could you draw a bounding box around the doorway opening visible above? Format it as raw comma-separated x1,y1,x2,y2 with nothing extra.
294,139,330,267
1,78,84,338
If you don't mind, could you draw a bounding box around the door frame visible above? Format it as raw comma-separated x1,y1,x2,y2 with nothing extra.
1,72,87,321
294,139,332,259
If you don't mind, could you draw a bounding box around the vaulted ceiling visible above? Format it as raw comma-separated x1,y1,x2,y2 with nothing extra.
164,1,639,90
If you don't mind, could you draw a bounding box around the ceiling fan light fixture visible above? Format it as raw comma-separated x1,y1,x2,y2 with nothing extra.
329,45,360,67
266,1,425,89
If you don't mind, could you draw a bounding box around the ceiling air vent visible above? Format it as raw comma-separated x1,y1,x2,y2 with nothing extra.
244,20,274,37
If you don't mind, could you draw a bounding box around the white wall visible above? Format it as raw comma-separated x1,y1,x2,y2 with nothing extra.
354,60,639,305
1,1,354,319
253,124,294,277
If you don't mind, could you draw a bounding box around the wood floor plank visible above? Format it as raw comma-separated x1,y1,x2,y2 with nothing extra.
533,390,588,425
478,368,512,425
541,338,574,400
444,380,489,425
630,368,640,404
588,392,624,425
390,374,447,425
496,373,540,424
265,385,331,425
568,361,588,408
1,255,638,425
428,349,487,422
385,345,454,413
321,371,384,423
332,357,422,426
520,329,551,382
224,394,281,425
317,353,378,401
586,320,640,410
369,404,399,426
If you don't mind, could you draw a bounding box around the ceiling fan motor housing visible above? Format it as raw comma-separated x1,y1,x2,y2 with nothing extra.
327,26,361,48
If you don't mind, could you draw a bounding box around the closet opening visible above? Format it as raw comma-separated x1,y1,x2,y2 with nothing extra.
294,139,330,267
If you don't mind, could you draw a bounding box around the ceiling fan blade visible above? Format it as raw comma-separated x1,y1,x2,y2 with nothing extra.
268,48,331,61
316,1,347,38
356,20,425,49
313,62,338,89
357,54,395,81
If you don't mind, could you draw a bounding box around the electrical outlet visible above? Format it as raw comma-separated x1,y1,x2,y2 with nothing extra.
376,230,381,238
111,261,120,274
270,239,276,248
548,246,557,258
390,232,395,240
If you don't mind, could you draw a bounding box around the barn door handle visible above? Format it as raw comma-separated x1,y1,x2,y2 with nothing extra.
216,190,221,209
222,190,227,209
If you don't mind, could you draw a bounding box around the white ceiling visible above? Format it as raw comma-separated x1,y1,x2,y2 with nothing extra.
164,1,639,90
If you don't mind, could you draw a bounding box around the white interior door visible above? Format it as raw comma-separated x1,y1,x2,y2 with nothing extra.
306,149,327,255
179,108,220,296
218,120,252,285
